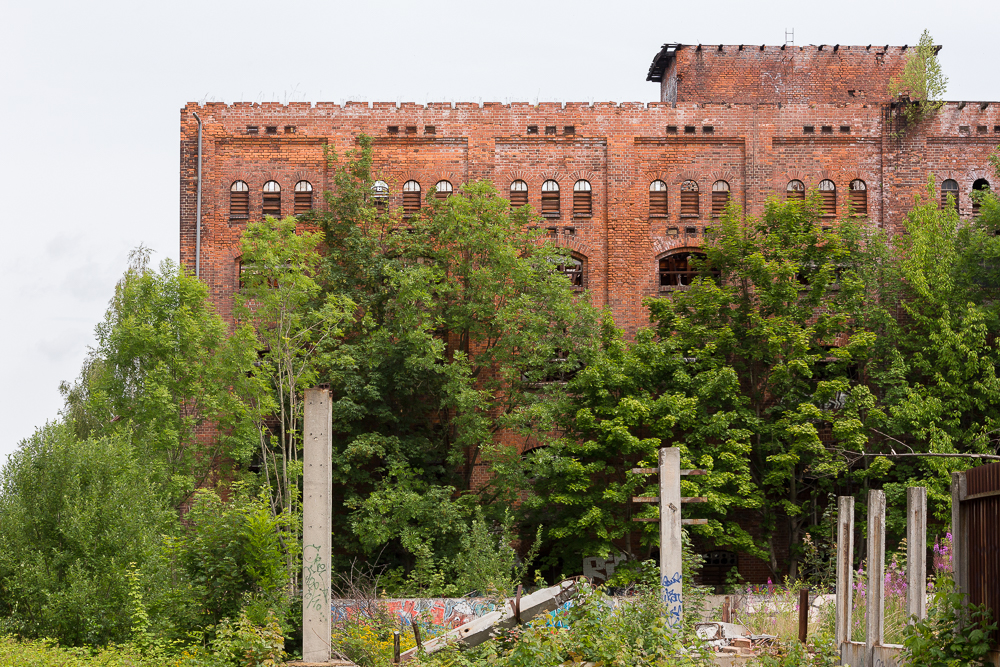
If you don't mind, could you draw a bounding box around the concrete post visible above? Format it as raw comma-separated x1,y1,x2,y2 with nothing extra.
659,447,682,627
302,387,332,663
951,472,969,603
906,487,927,622
866,489,886,661
835,496,855,649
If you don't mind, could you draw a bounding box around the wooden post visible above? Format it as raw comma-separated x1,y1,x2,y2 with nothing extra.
659,447,683,627
906,486,927,622
835,495,855,650
393,630,401,663
866,489,886,662
302,387,332,663
798,588,810,643
413,622,422,649
951,472,969,603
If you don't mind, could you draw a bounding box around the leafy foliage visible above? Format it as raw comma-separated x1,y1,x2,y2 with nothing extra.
889,30,948,130
902,579,997,667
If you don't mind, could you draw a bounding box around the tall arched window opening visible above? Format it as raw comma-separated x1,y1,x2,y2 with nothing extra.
403,180,421,215
510,180,528,208
818,179,836,216
680,180,699,216
262,181,281,217
294,180,313,214
711,181,730,218
434,180,453,200
658,252,715,288
230,181,249,219
573,180,592,216
649,180,667,217
849,180,867,216
372,180,389,213
972,179,990,215
941,179,959,212
541,180,560,217
787,180,805,202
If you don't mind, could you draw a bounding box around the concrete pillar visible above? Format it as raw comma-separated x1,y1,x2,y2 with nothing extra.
866,489,886,661
659,447,682,627
302,387,332,663
835,495,855,649
951,472,969,603
906,487,927,622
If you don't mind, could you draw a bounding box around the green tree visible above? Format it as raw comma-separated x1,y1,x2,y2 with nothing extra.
889,30,948,130
60,248,260,505
0,423,171,646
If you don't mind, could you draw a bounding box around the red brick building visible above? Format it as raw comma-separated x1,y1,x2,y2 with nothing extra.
179,43,999,581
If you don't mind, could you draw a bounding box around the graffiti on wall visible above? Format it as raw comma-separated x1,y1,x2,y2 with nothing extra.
331,598,499,629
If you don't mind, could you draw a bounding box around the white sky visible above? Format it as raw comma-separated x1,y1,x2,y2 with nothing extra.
2,0,999,463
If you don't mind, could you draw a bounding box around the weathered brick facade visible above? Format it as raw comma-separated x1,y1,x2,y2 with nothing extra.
179,43,1000,580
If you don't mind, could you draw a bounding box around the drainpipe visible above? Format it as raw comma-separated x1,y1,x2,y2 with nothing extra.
193,112,203,279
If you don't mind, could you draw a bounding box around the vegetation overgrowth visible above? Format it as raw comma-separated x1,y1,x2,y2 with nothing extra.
1,51,999,662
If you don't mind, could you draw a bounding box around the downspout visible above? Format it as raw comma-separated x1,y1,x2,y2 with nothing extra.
193,112,203,279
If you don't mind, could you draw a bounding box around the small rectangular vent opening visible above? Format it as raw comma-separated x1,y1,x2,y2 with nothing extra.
803,126,815,134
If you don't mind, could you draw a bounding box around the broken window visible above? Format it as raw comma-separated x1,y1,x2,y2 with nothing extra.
972,179,990,216
230,180,249,219
680,180,699,216
573,180,592,217
649,180,668,217
294,180,313,214
787,179,805,202
510,179,528,208
541,180,560,217
941,179,959,212
403,180,421,216
434,180,453,200
818,179,836,216
371,180,389,213
849,179,867,217
658,251,716,288
560,254,585,290
711,180,730,218
262,180,281,217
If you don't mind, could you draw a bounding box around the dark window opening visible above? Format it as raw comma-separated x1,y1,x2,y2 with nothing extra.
803,126,815,134
699,551,738,590
284,126,296,134
684,126,696,134
977,126,988,134
545,126,557,135
246,126,259,135
941,179,959,212
666,125,678,134
649,180,668,217
959,126,971,134
527,125,539,135
840,126,851,133
560,255,585,290
387,126,399,135
680,180,699,216
564,126,576,135
372,180,389,213
821,125,833,134
685,226,698,235
703,125,714,134
425,125,436,135
406,126,417,135
265,126,277,135
658,252,717,288
972,179,991,215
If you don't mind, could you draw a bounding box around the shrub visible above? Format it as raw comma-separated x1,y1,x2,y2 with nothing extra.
901,576,997,667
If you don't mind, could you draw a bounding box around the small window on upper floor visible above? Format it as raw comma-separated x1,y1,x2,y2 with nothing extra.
541,180,560,217
510,180,528,208
787,179,805,202
680,180,699,216
402,180,421,215
649,180,668,217
941,179,959,212
230,181,249,219
818,179,836,216
434,180,453,200
972,179,990,215
294,181,313,214
262,181,281,217
849,180,868,216
372,180,389,213
711,180,730,217
573,180,592,217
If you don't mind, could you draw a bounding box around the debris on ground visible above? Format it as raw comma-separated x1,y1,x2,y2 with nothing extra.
694,621,777,657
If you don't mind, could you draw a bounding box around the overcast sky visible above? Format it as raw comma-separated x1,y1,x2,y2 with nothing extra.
2,0,999,463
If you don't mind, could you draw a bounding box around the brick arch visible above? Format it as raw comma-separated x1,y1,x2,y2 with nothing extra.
226,174,254,188
260,173,284,186
814,170,839,186
552,235,594,257
539,170,566,184
966,167,992,184
292,170,316,183
432,172,461,186
652,236,705,256
641,171,671,186
501,170,531,187
674,170,702,186
774,170,810,190
568,169,599,184
708,169,739,184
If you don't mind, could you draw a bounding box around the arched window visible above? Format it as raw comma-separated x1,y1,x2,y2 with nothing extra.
680,180,699,216
262,181,281,217
711,180,730,218
787,180,805,202
561,254,585,290
372,180,389,213
434,180,453,200
818,180,836,216
541,180,560,217
941,179,959,212
403,180,421,215
972,179,991,215
230,181,249,219
849,180,867,216
649,180,667,217
510,180,528,208
573,180,592,216
658,251,713,288
294,181,313,214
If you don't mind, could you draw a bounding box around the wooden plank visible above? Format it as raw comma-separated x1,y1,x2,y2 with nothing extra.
632,496,659,503
681,497,707,503
681,469,708,476
835,496,854,649
632,517,658,522
681,519,708,525
907,487,927,622
866,489,886,663
630,468,657,475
